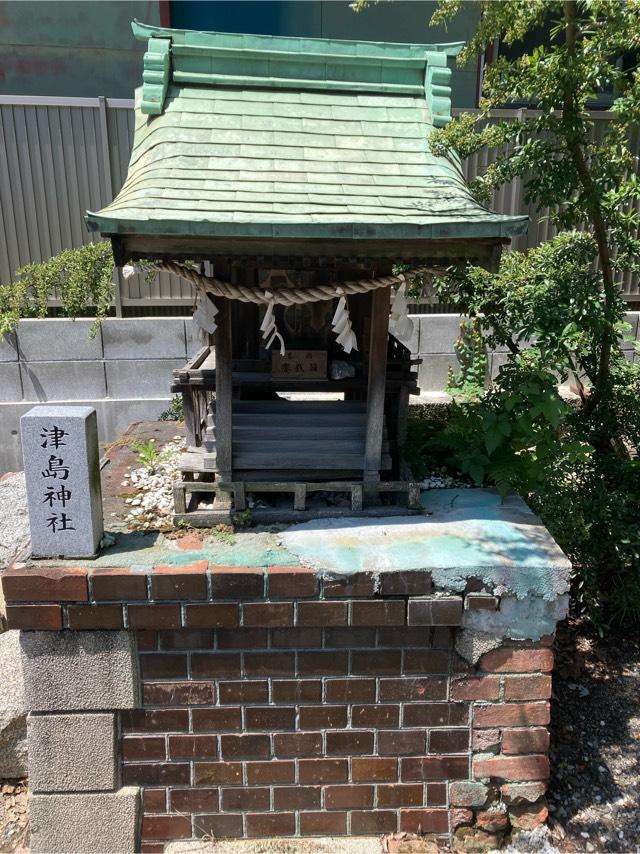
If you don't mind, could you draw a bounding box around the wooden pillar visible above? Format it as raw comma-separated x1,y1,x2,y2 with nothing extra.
213,297,233,501
363,286,391,483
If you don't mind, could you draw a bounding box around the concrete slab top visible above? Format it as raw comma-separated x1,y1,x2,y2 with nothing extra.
166,838,383,854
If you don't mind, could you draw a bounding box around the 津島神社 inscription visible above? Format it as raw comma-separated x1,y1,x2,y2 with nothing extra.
21,406,104,558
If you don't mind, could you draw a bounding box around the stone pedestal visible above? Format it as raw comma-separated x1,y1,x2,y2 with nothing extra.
21,405,103,558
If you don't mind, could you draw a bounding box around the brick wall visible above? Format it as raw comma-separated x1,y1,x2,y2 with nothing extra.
3,564,553,850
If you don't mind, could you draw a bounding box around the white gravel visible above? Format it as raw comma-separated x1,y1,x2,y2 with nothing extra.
0,473,29,569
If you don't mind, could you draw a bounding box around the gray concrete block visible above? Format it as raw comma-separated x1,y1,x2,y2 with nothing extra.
621,312,639,350
105,358,185,398
490,353,510,379
28,713,116,793
0,363,23,401
416,314,461,354
30,787,140,854
20,631,140,711
17,319,102,361
418,354,459,392
186,317,209,358
21,405,103,558
0,332,18,362
21,361,106,401
96,397,174,440
102,317,187,359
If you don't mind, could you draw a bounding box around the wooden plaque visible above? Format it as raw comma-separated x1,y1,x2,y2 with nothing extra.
271,350,327,380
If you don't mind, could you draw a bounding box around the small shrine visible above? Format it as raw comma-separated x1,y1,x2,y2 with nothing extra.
87,22,526,523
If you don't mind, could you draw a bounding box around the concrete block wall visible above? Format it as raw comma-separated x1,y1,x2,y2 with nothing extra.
1,314,639,473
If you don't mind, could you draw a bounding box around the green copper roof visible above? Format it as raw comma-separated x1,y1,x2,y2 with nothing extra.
86,22,527,242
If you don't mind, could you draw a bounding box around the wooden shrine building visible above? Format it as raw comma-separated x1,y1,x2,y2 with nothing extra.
87,22,526,523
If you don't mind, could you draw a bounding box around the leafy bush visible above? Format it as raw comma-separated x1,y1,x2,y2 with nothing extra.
0,242,115,337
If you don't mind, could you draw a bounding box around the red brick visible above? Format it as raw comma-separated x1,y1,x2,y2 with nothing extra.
273,732,322,758
378,627,438,647
267,565,319,598
221,787,269,811
191,653,241,679
325,785,374,809
378,730,425,755
474,702,550,728
245,706,296,731
479,647,554,673
245,652,294,677
220,735,270,760
5,604,62,630
407,596,463,626
380,677,447,702
270,627,322,648
142,843,165,852
175,533,203,551
504,675,553,701
246,761,295,785
451,676,500,701
298,758,348,784
122,736,166,761
216,628,267,649
144,789,167,813
323,572,376,598
502,728,550,755
210,565,264,599
246,813,295,837
300,812,347,835
403,649,450,674
159,629,213,650
465,593,499,610
2,566,88,602
169,789,218,813
351,600,405,626
195,814,243,838
142,682,215,706
399,809,449,833
326,731,374,755
325,678,375,702
433,626,454,646
168,735,218,759
352,704,400,728
297,601,347,626
219,681,269,704
473,728,501,752
194,762,242,785
379,570,433,596
184,604,239,629
140,654,187,680
377,784,424,807
92,567,148,601
352,757,398,782
242,602,294,628
299,705,347,729
121,709,189,732
123,763,190,786
67,604,124,630
427,782,447,806
192,708,242,732
351,811,397,834
325,627,375,647
128,605,181,629
141,815,191,840
401,756,469,781
403,703,469,727
136,631,158,651
429,729,469,753
271,679,321,703
473,754,550,781
151,563,208,600
273,786,321,810
351,650,402,675
298,651,348,676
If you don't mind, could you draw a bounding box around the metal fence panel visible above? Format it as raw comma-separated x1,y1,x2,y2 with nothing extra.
0,96,638,308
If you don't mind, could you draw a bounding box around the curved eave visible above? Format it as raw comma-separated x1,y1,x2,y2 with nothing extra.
85,213,529,241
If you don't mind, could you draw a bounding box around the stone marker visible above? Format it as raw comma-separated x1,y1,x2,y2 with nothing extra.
21,406,103,558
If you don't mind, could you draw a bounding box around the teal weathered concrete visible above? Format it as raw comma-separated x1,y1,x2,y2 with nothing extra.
279,489,570,601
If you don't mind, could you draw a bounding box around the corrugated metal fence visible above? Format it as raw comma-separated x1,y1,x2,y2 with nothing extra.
1,96,638,312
